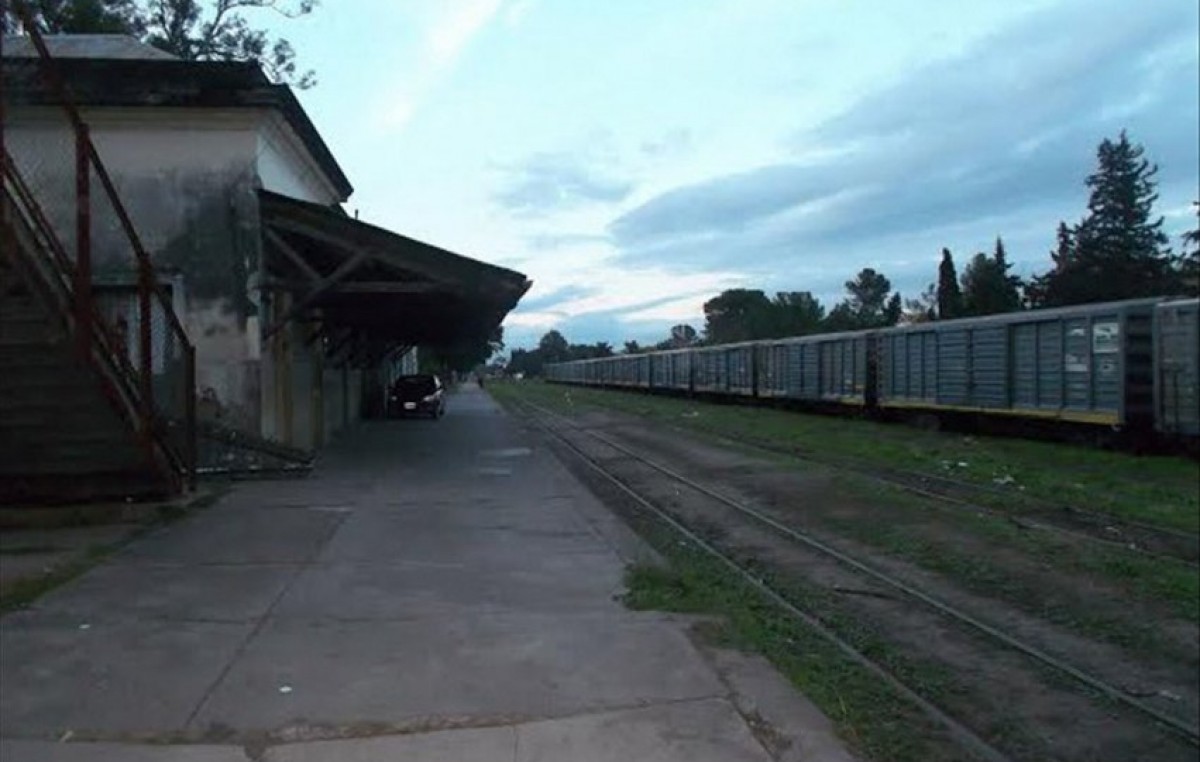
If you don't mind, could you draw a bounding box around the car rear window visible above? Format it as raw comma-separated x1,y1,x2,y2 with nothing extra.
396,376,437,395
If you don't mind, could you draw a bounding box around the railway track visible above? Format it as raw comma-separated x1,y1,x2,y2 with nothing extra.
515,398,1200,760
572,401,1199,565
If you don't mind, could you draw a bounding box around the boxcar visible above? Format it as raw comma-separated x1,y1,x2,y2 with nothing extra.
651,348,694,392
756,331,874,404
1155,298,1199,436
877,298,1162,428
624,352,652,386
692,342,757,395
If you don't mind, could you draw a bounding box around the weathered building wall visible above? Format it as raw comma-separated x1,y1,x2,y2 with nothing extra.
256,115,343,205
7,106,362,451
7,109,267,432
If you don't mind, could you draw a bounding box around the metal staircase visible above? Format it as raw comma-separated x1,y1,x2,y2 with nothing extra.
0,19,196,504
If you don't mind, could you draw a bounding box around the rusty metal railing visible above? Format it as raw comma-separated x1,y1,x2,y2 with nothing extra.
1,6,197,491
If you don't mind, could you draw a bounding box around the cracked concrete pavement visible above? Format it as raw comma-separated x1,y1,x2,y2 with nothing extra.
0,385,855,761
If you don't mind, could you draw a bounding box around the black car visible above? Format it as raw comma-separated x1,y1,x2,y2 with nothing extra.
388,374,446,419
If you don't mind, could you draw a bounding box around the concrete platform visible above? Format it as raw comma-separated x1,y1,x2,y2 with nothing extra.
0,385,855,760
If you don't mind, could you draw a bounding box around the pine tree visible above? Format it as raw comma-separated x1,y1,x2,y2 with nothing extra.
936,248,963,319
1179,201,1199,296
826,269,899,329
961,237,1023,316
992,237,1023,311
1050,221,1075,272
1029,222,1077,306
1036,132,1176,306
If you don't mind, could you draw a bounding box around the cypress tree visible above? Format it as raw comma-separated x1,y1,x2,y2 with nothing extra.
936,248,963,319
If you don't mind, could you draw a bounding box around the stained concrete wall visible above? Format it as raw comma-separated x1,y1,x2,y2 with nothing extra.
6,106,358,451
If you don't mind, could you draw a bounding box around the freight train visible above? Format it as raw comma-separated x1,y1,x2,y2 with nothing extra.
544,298,1199,443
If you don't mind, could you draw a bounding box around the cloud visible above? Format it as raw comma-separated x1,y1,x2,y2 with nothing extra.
620,294,710,323
494,152,635,216
640,128,693,159
607,0,1199,276
526,232,612,250
375,0,506,131
515,284,596,312
429,0,504,68
503,0,535,27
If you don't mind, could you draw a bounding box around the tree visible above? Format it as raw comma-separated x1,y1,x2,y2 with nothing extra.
4,0,317,88
903,283,938,324
506,348,542,377
770,291,825,337
537,330,569,363
622,340,643,355
960,238,1023,317
1034,131,1176,306
668,323,698,347
884,292,902,326
568,342,613,360
826,268,900,330
419,325,505,374
1028,222,1079,307
937,248,963,319
702,289,774,344
1179,201,1199,296
3,0,143,33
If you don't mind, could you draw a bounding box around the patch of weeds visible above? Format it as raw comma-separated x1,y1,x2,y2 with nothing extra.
840,474,1200,628
817,507,1183,662
621,533,977,762
0,541,120,613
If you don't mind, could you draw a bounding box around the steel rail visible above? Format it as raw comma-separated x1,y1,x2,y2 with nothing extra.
522,399,1200,746
651,412,1199,553
518,402,1014,762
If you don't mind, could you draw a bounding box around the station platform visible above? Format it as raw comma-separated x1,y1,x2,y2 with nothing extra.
0,385,853,761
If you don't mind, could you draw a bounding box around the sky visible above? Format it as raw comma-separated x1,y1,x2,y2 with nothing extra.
265,0,1200,351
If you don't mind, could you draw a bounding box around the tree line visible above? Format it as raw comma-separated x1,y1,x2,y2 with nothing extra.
509,130,1197,374
504,325,701,377
3,0,316,87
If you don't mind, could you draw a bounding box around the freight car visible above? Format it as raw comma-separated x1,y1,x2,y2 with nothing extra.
875,298,1162,430
1155,298,1199,438
543,297,1199,443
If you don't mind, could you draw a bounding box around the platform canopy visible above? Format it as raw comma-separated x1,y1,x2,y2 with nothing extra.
258,190,530,362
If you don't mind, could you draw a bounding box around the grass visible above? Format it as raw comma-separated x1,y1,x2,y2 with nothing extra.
492,380,1200,534
833,475,1200,625
0,542,123,614
493,380,1198,625
621,542,971,762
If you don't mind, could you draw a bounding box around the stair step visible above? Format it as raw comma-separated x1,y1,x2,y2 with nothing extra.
0,350,81,371
0,422,138,446
0,470,171,504
0,398,127,426
0,373,108,396
0,441,149,475
0,323,68,346
0,298,51,320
